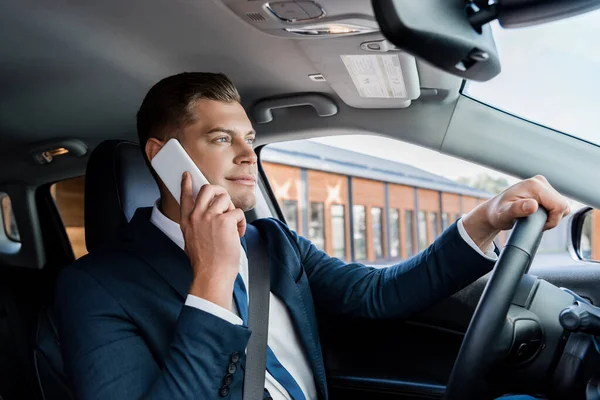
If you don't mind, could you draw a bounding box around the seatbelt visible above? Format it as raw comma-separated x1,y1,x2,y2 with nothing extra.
243,224,270,400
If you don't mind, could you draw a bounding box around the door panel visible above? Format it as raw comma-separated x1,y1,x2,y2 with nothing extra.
321,260,600,399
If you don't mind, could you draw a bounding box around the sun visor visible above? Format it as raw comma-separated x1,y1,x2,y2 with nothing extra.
298,33,420,108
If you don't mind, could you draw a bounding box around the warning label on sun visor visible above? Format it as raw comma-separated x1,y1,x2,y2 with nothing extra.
341,55,407,98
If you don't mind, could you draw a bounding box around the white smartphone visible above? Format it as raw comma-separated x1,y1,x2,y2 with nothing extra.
151,138,210,204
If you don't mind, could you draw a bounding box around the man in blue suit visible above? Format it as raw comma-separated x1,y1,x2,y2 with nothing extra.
55,72,569,399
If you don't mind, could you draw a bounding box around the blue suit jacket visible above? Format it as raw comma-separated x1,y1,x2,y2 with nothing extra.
55,207,494,400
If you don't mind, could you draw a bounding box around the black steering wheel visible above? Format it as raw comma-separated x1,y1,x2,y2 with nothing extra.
444,207,548,400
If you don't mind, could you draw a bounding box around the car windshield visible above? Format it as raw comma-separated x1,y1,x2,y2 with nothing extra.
463,10,600,147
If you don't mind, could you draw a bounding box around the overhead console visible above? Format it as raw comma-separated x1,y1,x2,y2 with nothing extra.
216,0,379,38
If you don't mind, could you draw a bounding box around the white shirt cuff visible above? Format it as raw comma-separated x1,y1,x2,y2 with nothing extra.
185,295,244,326
457,218,498,261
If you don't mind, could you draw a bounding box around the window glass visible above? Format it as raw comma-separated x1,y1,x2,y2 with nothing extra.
353,205,367,260
404,210,415,258
331,204,346,259
51,177,87,259
1,194,20,242
371,207,384,259
309,202,325,251
418,211,428,251
261,136,587,266
388,209,400,258
282,200,299,232
463,12,600,147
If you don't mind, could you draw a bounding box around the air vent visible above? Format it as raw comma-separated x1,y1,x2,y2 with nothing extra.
246,12,267,22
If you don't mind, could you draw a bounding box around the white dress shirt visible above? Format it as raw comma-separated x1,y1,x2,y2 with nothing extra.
150,202,496,400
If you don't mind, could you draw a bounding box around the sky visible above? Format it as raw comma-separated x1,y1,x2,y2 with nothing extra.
310,9,600,208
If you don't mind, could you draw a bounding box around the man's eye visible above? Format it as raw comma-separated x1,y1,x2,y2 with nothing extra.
215,137,230,143
246,138,255,145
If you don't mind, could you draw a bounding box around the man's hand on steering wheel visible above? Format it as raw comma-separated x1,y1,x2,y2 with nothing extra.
445,175,575,400
462,175,571,251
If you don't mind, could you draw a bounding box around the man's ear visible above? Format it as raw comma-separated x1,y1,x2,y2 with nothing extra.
145,137,165,163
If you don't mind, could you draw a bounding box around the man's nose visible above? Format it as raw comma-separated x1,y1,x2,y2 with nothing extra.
235,142,257,165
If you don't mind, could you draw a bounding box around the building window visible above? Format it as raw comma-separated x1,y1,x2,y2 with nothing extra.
309,202,325,251
442,212,449,231
405,210,415,257
454,213,461,223
331,204,346,259
371,207,384,259
282,200,299,232
418,211,428,251
388,208,401,258
1,194,20,242
430,212,439,240
353,205,367,260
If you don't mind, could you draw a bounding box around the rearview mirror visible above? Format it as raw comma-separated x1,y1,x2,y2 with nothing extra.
372,0,600,82
571,207,599,262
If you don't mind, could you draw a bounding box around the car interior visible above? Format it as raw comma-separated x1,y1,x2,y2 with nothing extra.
2,0,600,399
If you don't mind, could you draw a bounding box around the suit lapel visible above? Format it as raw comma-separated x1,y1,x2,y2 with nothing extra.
125,208,193,300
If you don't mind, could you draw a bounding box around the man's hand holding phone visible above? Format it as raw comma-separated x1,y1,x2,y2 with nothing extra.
180,172,246,312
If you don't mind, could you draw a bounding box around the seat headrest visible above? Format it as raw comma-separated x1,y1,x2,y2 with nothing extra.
84,140,159,253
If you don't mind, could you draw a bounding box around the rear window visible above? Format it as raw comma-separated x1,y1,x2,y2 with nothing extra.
51,177,87,259
1,194,20,242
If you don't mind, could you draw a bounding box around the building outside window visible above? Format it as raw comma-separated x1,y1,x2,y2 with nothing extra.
430,212,439,241
282,200,298,232
442,212,449,231
371,207,384,259
309,202,325,251
388,208,401,258
405,210,415,257
418,211,428,251
330,204,346,259
353,205,367,260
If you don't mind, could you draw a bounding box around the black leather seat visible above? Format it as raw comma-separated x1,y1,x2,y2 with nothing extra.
34,140,160,399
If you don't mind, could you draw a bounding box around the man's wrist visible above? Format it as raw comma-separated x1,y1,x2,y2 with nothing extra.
462,204,501,252
189,276,234,312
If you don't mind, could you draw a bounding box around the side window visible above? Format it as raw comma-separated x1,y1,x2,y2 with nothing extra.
261,136,583,264
51,176,87,259
1,194,20,242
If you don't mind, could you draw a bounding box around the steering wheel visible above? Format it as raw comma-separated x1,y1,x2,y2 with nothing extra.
444,207,548,400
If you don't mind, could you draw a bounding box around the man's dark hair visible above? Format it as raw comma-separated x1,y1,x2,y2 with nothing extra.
136,72,241,182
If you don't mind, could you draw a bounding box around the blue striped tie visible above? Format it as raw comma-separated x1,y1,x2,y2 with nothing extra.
233,274,306,400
